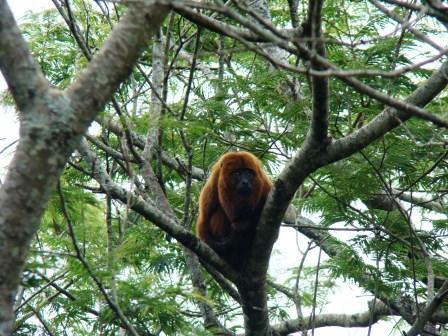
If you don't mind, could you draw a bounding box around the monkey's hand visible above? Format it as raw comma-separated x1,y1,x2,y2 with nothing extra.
206,233,237,254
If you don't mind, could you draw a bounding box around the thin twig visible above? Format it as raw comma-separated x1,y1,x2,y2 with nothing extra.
57,181,141,336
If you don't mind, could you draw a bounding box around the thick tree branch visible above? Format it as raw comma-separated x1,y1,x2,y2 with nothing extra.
365,189,446,214
394,190,446,214
272,301,394,335
0,3,169,334
0,0,50,112
305,0,329,144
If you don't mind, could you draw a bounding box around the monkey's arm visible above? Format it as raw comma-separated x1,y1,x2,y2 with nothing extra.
202,208,243,255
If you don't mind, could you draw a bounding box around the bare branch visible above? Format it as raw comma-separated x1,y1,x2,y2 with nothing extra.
273,301,394,335
366,189,447,214
395,190,446,214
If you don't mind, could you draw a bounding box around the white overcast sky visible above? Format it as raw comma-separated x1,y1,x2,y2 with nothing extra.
0,1,401,335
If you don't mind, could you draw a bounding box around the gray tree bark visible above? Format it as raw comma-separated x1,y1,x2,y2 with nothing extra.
0,2,169,334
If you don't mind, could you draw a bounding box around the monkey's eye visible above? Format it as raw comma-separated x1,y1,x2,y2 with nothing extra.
245,169,255,177
232,171,241,177
231,169,254,178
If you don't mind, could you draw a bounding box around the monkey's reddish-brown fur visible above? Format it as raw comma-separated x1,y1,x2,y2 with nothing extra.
196,151,272,268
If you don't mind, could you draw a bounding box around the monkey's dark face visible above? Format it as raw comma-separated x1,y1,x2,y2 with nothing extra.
230,168,255,197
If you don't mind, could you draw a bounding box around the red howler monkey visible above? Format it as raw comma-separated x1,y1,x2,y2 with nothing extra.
196,151,272,269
